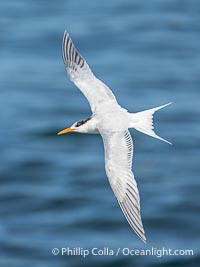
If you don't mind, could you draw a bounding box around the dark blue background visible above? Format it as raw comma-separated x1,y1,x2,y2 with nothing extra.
0,0,200,266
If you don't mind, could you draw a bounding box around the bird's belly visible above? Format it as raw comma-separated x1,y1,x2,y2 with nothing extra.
96,108,129,132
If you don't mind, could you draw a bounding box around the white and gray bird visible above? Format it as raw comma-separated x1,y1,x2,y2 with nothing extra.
58,31,171,243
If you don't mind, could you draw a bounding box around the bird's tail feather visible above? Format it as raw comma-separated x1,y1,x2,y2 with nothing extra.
129,103,172,144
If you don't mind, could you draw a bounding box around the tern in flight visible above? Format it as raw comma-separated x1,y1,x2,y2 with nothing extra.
58,31,171,243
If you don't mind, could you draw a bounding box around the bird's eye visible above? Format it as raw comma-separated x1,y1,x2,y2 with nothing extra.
75,117,91,127
75,120,84,127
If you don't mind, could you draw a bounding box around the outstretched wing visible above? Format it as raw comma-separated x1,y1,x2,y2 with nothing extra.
62,31,117,112
100,130,146,242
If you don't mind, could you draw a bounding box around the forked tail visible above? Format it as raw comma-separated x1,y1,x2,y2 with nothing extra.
129,103,172,144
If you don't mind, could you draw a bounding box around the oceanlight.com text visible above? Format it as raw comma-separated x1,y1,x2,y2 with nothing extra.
52,246,194,258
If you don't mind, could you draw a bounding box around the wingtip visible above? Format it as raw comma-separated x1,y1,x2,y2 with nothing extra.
142,238,147,244
137,232,147,244
63,30,69,38
139,232,147,244
141,230,147,243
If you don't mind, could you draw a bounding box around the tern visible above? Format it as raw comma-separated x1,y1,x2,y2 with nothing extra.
58,31,171,243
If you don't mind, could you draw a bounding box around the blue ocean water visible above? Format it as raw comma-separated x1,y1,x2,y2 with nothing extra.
0,0,200,266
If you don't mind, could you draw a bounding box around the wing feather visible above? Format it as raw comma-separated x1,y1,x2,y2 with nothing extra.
62,31,117,112
100,130,146,243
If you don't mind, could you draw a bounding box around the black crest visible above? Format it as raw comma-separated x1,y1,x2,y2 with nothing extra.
75,117,91,127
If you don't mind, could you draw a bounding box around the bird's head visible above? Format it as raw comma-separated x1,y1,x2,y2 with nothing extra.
57,117,92,135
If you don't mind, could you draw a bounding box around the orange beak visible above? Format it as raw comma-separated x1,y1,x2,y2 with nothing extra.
57,127,74,135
